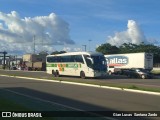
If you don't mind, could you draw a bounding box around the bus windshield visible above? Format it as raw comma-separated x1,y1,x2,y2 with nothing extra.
84,55,107,72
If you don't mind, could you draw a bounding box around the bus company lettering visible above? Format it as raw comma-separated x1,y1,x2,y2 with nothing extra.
107,56,128,66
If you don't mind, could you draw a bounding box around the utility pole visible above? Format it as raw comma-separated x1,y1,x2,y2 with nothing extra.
33,35,36,54
88,39,92,52
42,37,44,52
0,51,7,70
15,55,17,68
3,51,6,69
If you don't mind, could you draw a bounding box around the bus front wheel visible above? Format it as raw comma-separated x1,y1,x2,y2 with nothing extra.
80,71,85,79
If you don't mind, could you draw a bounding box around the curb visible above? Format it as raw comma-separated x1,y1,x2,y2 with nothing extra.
0,74,160,96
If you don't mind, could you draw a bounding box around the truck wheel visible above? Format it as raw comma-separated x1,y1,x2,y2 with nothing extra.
80,71,85,79
141,74,146,79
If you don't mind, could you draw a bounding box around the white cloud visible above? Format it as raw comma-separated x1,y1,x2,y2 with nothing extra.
107,20,148,46
74,47,82,52
0,11,74,54
63,47,82,52
63,47,71,52
0,23,3,29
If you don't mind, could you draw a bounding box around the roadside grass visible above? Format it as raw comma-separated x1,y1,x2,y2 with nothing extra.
127,85,160,92
54,79,160,93
49,77,160,93
43,78,158,93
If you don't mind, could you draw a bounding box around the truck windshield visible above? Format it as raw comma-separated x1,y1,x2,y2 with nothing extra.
84,55,107,72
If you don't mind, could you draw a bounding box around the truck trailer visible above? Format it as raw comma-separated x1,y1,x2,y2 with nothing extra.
22,53,47,71
105,52,153,75
25,62,46,71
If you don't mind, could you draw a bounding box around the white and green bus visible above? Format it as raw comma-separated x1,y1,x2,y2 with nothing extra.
46,52,107,78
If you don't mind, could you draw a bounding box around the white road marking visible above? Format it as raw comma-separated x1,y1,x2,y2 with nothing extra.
3,88,117,120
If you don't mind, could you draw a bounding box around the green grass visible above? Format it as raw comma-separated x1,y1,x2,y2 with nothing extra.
53,77,160,93
128,85,138,89
152,70,160,75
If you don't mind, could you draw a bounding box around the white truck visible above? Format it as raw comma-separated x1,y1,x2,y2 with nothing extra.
105,52,153,75
22,54,47,71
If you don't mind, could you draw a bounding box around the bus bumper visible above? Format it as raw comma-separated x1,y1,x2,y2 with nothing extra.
94,71,107,77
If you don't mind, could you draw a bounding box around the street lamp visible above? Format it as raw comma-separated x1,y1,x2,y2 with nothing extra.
82,45,87,52
88,39,92,52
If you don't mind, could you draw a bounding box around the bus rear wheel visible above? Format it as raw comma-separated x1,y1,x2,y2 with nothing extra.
52,70,56,77
56,70,59,77
52,70,60,77
80,71,85,79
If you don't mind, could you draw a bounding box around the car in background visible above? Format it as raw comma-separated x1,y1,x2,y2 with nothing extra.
123,68,153,79
10,66,17,70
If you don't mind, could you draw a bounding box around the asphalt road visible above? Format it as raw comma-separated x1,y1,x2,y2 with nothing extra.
0,75,160,119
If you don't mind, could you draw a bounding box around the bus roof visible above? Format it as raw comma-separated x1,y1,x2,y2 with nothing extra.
47,52,103,57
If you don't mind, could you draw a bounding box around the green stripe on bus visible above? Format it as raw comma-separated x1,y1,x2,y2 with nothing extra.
47,63,81,68
65,64,76,68
47,64,57,67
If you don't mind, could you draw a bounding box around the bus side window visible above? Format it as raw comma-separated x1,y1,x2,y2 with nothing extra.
70,56,75,62
75,55,84,63
47,57,50,62
57,56,62,62
66,56,71,62
61,56,67,62
51,57,57,62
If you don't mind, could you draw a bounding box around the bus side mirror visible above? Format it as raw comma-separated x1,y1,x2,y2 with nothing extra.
87,57,93,64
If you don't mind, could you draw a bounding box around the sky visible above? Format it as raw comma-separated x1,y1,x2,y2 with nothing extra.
0,0,160,55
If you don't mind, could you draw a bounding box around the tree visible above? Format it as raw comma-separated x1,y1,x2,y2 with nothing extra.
96,43,119,54
119,43,160,64
39,51,48,55
96,42,160,65
50,51,66,55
